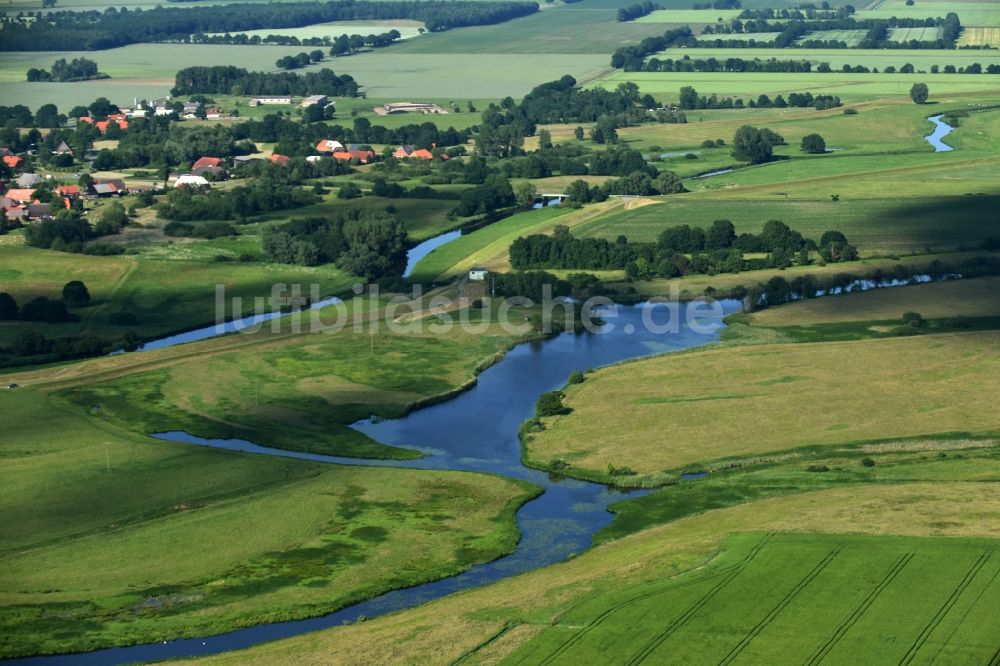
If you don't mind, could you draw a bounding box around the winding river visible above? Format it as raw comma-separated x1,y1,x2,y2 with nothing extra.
924,115,955,152
9,300,739,666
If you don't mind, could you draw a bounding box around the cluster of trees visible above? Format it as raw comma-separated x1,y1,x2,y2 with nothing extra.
611,26,693,70
275,51,327,70
26,57,107,82
617,1,661,22
0,282,89,327
157,170,320,220
510,220,859,279
261,211,408,280
172,66,359,96
191,29,402,53
0,0,539,51
732,125,785,164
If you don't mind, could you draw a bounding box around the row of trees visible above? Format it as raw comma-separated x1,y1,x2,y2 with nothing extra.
677,85,840,111
172,66,359,96
0,0,539,50
192,29,402,53
617,1,661,22
509,221,859,279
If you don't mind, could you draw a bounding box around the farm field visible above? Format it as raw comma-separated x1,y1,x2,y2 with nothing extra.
505,532,1000,665
750,275,1000,326
205,19,426,41
856,1,1000,26
696,31,778,42
797,28,868,45
959,26,1000,47
888,26,943,42
637,9,744,23
0,389,536,658
187,481,1000,665
593,69,1000,100
524,331,1000,475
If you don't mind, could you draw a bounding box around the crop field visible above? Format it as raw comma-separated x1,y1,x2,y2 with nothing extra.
188,482,1000,665
751,276,1000,326
959,26,1000,46
796,29,868,45
695,31,778,42
856,1,1000,26
0,389,535,658
888,26,943,42
505,532,1000,665
525,331,1000,474
206,20,425,41
576,194,1000,254
390,5,674,55
636,9,744,22
594,70,1000,100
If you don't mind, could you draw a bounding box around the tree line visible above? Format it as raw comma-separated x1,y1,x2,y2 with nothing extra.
0,0,539,50
172,66,359,96
509,220,859,280
617,1,661,22
191,29,402,53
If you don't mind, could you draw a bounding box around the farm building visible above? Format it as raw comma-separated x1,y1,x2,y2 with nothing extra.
301,95,329,108
16,173,43,188
174,174,210,188
374,102,447,116
469,268,489,281
315,139,345,154
3,189,35,204
2,155,22,169
192,157,223,170
393,145,436,160
270,154,290,166
249,97,292,107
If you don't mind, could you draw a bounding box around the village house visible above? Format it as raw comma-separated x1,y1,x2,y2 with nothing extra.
315,139,345,154
205,107,224,119
270,154,290,166
192,165,229,180
26,202,52,220
56,184,81,199
232,155,259,166
95,118,128,134
53,141,73,156
2,155,23,169
332,149,376,164
154,105,172,117
192,156,223,170
393,145,437,160
16,173,43,188
92,178,127,197
4,189,36,204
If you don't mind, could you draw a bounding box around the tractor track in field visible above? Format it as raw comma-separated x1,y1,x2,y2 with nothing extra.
805,551,916,665
898,551,992,666
719,545,845,666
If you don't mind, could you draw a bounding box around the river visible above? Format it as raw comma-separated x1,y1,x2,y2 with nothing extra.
924,115,955,152
8,300,739,666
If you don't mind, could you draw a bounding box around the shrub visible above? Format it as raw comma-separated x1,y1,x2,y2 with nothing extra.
535,390,567,417
902,311,925,328
568,370,585,384
806,464,830,473
861,457,876,467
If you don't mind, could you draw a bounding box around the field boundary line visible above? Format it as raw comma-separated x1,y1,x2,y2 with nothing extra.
805,551,915,665
622,533,776,666
719,545,845,666
899,551,992,666
450,621,519,665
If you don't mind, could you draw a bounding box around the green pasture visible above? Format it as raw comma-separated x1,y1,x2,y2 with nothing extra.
696,31,778,42
797,28,868,45
636,8,743,22
889,26,943,41
0,389,535,658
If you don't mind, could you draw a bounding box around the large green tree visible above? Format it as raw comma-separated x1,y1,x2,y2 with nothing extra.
910,82,929,104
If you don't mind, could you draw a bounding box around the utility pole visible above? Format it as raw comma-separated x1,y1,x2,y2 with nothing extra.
105,442,110,472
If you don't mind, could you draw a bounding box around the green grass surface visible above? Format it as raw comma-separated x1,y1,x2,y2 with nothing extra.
797,28,868,45
889,26,944,42
525,331,1000,475
43,313,526,458
0,389,537,658
408,206,575,281
636,8,743,22
504,531,1000,665
0,241,356,348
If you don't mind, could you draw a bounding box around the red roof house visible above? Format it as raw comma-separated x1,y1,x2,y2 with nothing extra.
270,154,290,166
4,188,36,203
2,155,23,169
56,184,81,198
192,156,223,170
332,149,376,164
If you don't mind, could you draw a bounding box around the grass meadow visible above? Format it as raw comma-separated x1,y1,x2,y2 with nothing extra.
750,275,1000,326
187,480,1000,665
0,389,536,658
525,331,1000,475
